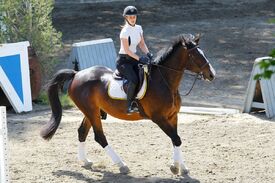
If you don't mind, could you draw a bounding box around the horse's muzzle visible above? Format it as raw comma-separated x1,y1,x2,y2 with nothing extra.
208,72,215,81
204,64,216,81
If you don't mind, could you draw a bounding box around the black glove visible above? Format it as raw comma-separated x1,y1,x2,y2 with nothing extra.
139,56,150,64
147,52,153,60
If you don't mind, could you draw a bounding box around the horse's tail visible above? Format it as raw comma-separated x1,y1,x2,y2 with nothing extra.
40,69,77,140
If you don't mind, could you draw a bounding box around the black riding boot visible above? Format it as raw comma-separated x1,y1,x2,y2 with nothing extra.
126,82,139,114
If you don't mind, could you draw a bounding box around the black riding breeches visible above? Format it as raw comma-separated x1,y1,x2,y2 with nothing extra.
116,55,139,85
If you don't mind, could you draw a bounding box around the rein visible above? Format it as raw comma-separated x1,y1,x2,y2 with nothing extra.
155,65,202,96
150,45,209,96
151,63,183,73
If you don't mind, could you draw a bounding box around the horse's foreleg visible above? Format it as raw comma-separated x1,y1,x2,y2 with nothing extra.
87,108,130,174
77,117,93,167
154,116,189,176
172,146,189,175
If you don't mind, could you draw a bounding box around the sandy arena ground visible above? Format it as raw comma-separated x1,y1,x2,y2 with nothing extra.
4,0,275,183
7,107,275,183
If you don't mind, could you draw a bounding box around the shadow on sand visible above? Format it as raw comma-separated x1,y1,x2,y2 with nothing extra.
52,167,201,183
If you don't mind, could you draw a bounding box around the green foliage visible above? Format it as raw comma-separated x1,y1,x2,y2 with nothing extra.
267,18,275,24
254,19,275,80
36,91,49,105
60,93,75,109
254,49,275,80
0,0,62,75
36,91,75,108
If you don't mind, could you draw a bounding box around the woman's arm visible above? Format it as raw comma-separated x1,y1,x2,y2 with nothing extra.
138,35,149,54
121,38,139,61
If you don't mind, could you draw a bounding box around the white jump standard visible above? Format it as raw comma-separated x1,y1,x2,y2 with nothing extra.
0,107,9,183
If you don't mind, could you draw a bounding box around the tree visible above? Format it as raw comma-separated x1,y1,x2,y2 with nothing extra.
0,0,62,75
254,19,275,80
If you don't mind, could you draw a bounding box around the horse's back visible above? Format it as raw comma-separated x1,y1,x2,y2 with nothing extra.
74,65,113,81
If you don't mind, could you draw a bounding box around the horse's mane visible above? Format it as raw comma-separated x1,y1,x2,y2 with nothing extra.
153,34,196,65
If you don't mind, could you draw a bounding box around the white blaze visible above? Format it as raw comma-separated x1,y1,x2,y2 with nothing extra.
197,48,216,77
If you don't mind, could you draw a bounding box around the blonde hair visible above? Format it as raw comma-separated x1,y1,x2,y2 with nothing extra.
120,20,127,29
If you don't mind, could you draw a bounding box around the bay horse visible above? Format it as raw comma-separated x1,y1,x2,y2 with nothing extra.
40,34,216,175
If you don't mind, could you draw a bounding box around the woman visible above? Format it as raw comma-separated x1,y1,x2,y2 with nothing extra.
116,5,153,114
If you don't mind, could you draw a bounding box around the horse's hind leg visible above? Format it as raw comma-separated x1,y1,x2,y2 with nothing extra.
84,107,130,174
78,117,93,167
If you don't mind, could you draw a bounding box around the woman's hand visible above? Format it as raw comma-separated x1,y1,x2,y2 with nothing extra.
147,52,153,60
139,56,150,64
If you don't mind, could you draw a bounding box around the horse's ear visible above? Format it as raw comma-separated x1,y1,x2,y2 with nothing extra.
194,33,201,44
182,38,187,49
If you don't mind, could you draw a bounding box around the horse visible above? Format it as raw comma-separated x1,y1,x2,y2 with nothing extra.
40,34,216,175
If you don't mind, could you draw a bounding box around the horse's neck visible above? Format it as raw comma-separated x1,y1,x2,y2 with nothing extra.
154,47,187,91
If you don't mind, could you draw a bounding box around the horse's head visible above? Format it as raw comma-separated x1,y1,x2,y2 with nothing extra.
183,34,216,81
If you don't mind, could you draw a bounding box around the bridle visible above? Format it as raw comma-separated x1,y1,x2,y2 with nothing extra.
187,46,210,73
150,45,210,96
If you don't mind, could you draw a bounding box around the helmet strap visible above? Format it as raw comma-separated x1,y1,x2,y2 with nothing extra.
125,18,135,27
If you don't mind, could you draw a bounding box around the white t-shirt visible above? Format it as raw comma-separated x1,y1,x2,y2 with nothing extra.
119,23,143,54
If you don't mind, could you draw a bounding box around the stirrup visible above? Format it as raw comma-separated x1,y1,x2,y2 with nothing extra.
127,102,139,114
127,107,139,114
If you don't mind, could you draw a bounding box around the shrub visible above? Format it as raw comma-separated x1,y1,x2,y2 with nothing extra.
0,0,62,75
36,91,75,108
254,49,275,80
254,18,275,80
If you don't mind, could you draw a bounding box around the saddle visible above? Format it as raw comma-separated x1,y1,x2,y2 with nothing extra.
113,64,147,93
107,64,149,100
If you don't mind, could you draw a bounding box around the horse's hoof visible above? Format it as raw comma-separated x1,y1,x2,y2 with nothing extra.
170,165,180,175
181,168,190,176
83,161,93,168
119,165,130,174
80,159,93,168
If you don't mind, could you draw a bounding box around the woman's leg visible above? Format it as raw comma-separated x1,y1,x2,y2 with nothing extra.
117,63,139,113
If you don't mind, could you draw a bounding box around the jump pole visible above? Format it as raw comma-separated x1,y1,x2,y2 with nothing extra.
0,106,9,182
